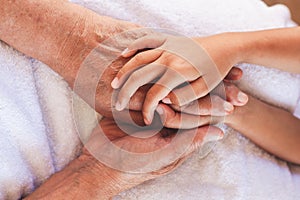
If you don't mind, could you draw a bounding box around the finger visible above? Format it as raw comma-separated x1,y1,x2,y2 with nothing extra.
163,77,209,106
225,83,248,106
156,104,223,129
225,67,243,81
126,84,152,111
112,49,163,89
142,69,187,125
212,82,248,106
113,109,146,127
182,125,224,154
115,63,166,111
164,68,243,106
121,34,166,57
150,125,223,176
172,95,234,116
98,118,130,141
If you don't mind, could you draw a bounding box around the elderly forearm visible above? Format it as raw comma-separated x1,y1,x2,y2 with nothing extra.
226,96,300,164
0,0,143,117
25,151,137,200
0,0,137,85
0,0,79,70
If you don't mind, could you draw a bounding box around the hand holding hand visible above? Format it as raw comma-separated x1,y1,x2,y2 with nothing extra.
111,32,242,124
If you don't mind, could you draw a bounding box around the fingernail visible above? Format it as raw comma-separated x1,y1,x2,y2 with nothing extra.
224,102,234,112
162,98,172,104
156,106,164,115
121,48,129,56
144,111,154,125
237,92,248,103
205,133,224,143
115,101,122,111
111,77,119,89
144,116,151,125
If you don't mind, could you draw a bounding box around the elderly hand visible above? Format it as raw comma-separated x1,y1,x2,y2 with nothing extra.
84,117,224,196
155,81,248,129
27,117,223,199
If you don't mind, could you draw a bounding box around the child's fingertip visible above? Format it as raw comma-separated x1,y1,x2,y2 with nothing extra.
144,110,155,125
111,77,119,89
156,106,164,115
224,102,234,112
121,48,129,56
115,99,127,111
162,98,172,104
144,117,151,125
237,92,248,104
115,101,122,111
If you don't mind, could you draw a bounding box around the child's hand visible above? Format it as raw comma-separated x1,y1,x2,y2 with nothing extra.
111,33,239,124
155,81,248,129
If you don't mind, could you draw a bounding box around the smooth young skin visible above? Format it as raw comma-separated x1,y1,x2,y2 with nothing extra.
155,95,300,165
113,28,300,124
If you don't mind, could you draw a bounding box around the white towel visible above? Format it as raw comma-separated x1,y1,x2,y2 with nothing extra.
0,0,299,199
69,0,300,199
0,27,97,200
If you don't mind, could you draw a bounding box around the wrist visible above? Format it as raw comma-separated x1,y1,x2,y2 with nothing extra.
70,149,151,198
26,150,144,200
194,32,247,75
215,32,253,65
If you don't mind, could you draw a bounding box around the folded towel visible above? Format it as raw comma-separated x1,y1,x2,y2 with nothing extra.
69,0,300,199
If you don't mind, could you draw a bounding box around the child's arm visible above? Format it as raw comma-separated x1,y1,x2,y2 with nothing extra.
112,27,300,125
157,94,300,164
225,95,300,164
156,94,300,164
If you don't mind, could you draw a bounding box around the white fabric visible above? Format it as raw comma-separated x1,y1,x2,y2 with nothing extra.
0,30,97,199
0,0,299,199
69,0,300,199
294,94,300,118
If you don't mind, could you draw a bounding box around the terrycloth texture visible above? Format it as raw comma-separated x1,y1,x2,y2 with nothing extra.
69,0,300,199
0,30,97,199
0,0,299,199
0,44,54,200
